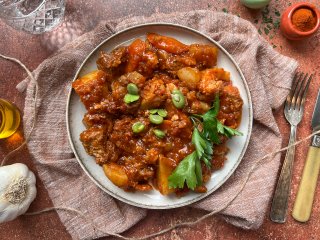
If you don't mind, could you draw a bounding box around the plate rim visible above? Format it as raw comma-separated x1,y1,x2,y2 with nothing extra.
66,22,253,209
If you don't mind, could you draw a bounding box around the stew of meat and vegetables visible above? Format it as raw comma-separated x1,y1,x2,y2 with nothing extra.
72,33,243,196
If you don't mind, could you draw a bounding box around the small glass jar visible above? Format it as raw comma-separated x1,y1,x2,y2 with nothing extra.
0,99,21,139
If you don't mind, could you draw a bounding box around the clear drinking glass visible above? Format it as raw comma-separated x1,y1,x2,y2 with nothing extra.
0,0,65,34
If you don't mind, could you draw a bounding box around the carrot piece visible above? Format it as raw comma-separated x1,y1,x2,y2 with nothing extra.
126,39,146,73
147,33,189,54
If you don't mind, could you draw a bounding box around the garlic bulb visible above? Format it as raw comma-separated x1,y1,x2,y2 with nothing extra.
0,163,37,223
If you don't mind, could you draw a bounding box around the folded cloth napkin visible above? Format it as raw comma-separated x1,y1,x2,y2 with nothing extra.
22,10,297,239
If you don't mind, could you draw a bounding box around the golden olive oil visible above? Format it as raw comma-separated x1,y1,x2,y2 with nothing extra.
0,99,21,139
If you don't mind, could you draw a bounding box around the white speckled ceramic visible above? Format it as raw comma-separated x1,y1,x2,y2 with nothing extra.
66,23,253,209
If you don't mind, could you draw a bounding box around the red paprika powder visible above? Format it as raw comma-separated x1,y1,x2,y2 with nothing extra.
292,8,317,32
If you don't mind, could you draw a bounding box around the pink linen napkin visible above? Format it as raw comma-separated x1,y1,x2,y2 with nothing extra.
21,10,297,239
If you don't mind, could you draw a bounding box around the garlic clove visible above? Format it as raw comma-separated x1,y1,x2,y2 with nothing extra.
0,163,37,223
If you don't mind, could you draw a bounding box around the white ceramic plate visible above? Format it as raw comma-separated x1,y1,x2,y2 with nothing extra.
67,23,253,209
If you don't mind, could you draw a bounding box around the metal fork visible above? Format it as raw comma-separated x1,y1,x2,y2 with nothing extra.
270,73,313,223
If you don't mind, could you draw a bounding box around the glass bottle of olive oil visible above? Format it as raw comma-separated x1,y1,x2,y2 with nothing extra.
0,99,20,139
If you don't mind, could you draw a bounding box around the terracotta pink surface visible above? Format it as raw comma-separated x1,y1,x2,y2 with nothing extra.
0,0,319,239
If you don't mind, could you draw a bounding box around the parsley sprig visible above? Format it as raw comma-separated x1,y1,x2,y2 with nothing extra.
168,95,243,190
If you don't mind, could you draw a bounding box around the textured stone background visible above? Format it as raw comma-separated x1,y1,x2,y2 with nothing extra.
0,0,320,239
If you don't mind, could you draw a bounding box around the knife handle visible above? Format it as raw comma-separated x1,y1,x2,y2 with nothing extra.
292,146,320,222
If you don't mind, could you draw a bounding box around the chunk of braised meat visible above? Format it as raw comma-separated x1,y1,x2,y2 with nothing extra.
198,68,231,103
211,144,229,170
144,148,160,165
83,112,113,129
186,91,210,114
72,70,110,109
96,47,127,76
218,85,243,128
122,157,155,183
157,49,196,75
118,71,146,89
140,77,167,109
198,69,224,98
125,39,158,77
86,72,145,116
208,67,231,81
88,95,140,116
164,81,191,109
188,44,218,69
138,50,158,77
80,126,119,165
110,116,150,154
161,110,193,139
111,71,146,101
141,129,170,150
147,33,189,54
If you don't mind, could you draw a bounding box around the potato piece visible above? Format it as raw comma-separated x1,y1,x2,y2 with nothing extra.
177,67,201,90
157,156,176,195
189,44,218,68
103,163,129,188
72,70,109,109
140,78,167,109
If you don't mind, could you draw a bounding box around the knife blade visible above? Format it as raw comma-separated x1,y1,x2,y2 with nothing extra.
292,89,320,222
311,90,320,132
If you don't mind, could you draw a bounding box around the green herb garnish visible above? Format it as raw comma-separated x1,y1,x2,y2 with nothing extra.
257,5,281,41
168,152,202,190
168,95,243,190
217,121,243,138
273,19,280,29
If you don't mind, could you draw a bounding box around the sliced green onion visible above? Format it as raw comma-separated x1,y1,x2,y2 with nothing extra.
127,83,139,95
124,94,139,104
171,89,185,109
149,114,164,124
132,122,145,133
153,129,166,138
157,109,168,117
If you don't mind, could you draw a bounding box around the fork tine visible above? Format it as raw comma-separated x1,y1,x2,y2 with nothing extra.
298,74,313,111
286,73,301,110
291,73,305,110
295,73,308,109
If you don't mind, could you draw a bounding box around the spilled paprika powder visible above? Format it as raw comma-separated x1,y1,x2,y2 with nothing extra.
292,8,317,32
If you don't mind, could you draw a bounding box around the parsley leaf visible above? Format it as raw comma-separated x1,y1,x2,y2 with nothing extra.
195,94,220,144
168,95,243,191
168,152,201,190
217,121,243,138
192,128,206,158
192,128,212,168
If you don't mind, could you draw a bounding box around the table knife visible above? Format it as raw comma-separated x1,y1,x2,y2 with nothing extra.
292,89,320,222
